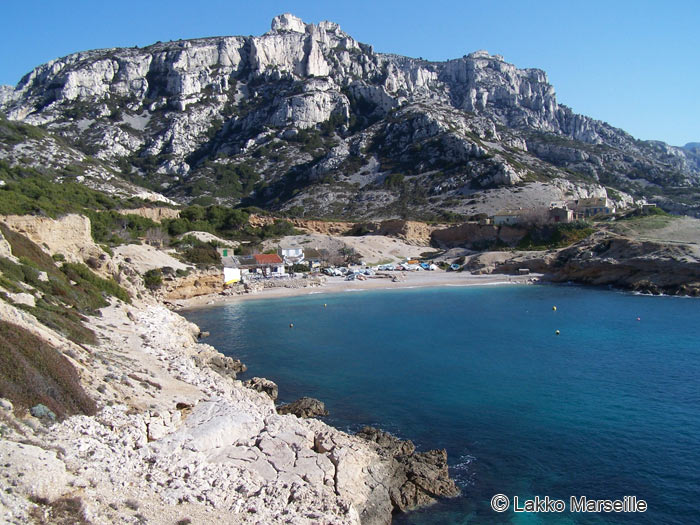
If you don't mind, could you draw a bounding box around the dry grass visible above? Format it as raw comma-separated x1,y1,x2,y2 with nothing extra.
29,497,92,525
0,320,96,419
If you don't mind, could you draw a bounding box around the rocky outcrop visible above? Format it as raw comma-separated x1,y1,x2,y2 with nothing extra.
278,397,329,418
292,219,355,236
548,232,700,295
431,222,528,249
347,220,439,246
0,214,103,264
163,268,223,300
116,206,181,222
0,229,16,261
463,231,700,295
244,377,279,401
354,426,460,513
193,348,247,379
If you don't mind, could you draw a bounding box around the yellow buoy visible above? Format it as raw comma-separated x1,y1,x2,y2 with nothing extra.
555,330,560,335
324,304,327,308
552,306,557,311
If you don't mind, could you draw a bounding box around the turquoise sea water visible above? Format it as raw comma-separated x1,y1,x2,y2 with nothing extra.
182,285,700,524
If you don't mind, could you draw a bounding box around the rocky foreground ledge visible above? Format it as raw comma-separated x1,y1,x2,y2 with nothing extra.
0,294,458,524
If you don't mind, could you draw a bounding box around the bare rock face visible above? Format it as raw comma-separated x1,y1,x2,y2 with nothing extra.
162,268,223,300
115,206,181,223
0,441,75,502
270,13,307,34
0,214,103,264
355,426,460,514
244,376,279,401
2,14,696,217
193,348,247,379
0,229,16,261
549,232,700,295
278,396,329,418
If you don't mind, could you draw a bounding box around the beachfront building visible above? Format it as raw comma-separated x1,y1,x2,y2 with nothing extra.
302,248,323,269
576,197,616,217
492,210,523,226
238,254,286,278
221,255,242,284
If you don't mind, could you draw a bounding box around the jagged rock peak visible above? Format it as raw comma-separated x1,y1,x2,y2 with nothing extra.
468,49,505,61
270,13,307,33
269,13,344,36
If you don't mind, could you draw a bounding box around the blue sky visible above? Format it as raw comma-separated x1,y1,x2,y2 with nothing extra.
1,1,698,146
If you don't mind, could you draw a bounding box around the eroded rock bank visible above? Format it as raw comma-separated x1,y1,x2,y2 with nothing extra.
466,231,700,295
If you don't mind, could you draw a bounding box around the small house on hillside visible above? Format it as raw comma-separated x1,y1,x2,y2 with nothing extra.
549,206,574,223
302,248,323,269
492,210,523,226
576,197,616,217
279,247,304,265
238,253,286,277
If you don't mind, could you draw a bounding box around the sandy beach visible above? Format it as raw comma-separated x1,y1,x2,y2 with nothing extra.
175,271,543,310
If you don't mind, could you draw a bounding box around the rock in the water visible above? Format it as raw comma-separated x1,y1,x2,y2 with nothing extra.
277,397,329,418
243,377,279,401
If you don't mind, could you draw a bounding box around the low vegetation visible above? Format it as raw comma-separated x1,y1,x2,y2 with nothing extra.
163,204,298,242
0,320,96,419
142,268,163,290
29,496,92,525
609,207,675,235
517,222,595,250
0,224,130,345
0,167,121,216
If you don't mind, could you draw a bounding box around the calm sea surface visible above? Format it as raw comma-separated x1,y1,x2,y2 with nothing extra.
182,285,700,524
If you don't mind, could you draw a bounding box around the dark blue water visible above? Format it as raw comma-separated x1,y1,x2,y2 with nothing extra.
182,285,700,524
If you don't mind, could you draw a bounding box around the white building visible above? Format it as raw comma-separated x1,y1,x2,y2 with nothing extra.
279,247,305,265
492,210,523,226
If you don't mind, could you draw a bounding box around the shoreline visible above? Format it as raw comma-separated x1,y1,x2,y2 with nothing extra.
174,271,544,310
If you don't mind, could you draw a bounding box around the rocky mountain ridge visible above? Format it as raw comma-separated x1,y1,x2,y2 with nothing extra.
2,13,699,218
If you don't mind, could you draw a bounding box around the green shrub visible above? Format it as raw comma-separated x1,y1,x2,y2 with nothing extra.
182,243,220,265
143,268,163,290
0,172,120,217
61,262,130,304
517,222,594,250
258,220,298,239
0,225,130,343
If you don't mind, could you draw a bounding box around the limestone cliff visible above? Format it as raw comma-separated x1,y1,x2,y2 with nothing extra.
1,14,698,218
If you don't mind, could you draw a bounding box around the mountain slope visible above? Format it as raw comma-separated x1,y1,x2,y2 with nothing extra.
2,13,699,218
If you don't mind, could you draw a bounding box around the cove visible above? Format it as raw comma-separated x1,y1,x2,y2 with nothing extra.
182,285,700,524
